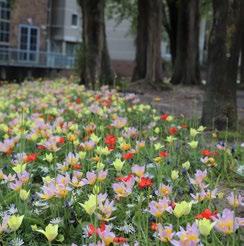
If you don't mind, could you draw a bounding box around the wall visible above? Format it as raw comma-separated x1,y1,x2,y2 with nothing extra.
10,0,49,51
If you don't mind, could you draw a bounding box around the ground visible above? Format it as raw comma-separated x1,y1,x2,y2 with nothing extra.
125,83,244,119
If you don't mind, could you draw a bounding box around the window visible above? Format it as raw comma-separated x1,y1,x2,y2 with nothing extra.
19,25,39,62
0,1,10,20
71,14,78,26
66,42,78,56
0,1,10,44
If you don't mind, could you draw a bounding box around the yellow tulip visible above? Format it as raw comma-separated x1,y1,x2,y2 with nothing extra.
154,127,160,134
44,153,54,163
113,159,124,172
80,194,97,215
196,218,215,236
188,140,198,149
12,164,27,174
96,146,110,156
197,126,206,132
32,224,59,242
90,133,100,143
217,192,224,199
42,176,52,184
182,161,190,170
171,170,179,180
96,162,105,171
166,136,177,143
0,123,8,132
173,201,192,218
154,143,163,150
154,156,163,164
19,189,30,201
166,115,174,122
190,128,199,138
7,215,24,231
78,151,86,160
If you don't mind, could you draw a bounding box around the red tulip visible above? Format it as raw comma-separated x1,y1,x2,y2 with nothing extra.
169,127,177,135
159,151,169,158
122,152,134,160
195,208,218,220
113,237,127,244
138,177,153,189
25,153,37,162
161,114,169,120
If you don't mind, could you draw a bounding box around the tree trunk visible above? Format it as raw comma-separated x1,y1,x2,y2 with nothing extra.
226,0,241,90
132,0,164,86
79,0,113,88
241,0,244,85
202,0,240,130
145,0,163,85
100,23,114,85
171,0,200,85
132,0,149,81
166,0,178,66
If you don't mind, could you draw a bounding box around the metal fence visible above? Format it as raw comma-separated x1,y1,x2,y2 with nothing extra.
0,47,75,69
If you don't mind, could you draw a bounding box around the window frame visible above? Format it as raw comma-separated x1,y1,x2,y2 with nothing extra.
18,24,40,62
0,1,10,45
71,14,78,27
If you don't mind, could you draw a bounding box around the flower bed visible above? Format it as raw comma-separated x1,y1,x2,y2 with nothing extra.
0,79,243,245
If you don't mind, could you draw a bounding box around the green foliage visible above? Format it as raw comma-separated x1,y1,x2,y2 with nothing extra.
74,43,85,77
106,0,137,34
200,0,212,20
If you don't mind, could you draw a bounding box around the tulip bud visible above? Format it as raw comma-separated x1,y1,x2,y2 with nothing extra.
182,161,190,170
113,158,124,172
171,170,179,180
196,218,215,236
19,189,30,201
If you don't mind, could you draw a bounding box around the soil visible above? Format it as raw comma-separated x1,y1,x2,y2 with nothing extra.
124,81,244,120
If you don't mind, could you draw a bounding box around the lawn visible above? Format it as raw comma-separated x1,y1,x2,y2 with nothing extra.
0,79,243,246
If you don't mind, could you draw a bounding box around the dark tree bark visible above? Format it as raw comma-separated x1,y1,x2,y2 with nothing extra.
100,23,114,85
162,0,178,66
132,0,164,87
241,0,244,85
226,0,241,88
132,0,149,81
171,0,200,85
79,0,113,89
145,0,163,85
202,0,240,130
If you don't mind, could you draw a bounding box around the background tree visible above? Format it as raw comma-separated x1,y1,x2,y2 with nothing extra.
131,0,148,81
132,0,164,88
226,0,241,97
202,0,241,130
144,0,164,86
78,0,114,89
241,0,244,85
171,0,200,85
162,0,178,66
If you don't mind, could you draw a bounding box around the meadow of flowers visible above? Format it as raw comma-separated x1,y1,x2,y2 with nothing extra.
0,79,243,246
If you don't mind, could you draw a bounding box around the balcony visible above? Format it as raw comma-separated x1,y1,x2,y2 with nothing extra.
0,47,75,69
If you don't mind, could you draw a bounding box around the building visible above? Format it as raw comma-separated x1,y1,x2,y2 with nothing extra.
0,0,81,80
0,0,206,80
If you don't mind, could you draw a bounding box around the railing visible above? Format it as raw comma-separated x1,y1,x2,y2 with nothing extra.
0,47,75,69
